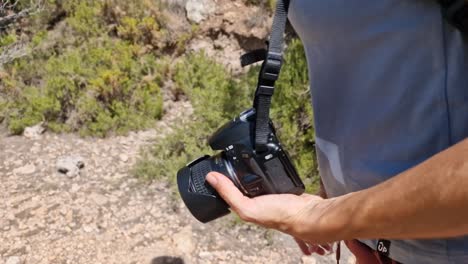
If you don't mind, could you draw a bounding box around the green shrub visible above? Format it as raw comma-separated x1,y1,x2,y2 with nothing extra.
135,52,254,182
117,16,164,46
0,0,188,137
244,0,276,11
0,34,17,47
1,38,164,136
135,41,320,192
64,0,104,38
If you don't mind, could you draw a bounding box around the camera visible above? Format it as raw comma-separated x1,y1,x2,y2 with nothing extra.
177,108,305,223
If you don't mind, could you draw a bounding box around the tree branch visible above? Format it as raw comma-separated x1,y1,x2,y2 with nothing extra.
0,41,28,66
0,0,43,29
0,8,32,28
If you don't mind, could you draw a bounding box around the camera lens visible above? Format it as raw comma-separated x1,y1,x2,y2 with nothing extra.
177,152,233,223
188,159,217,195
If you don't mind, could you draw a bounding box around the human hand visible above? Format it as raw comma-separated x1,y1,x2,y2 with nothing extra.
205,172,342,245
294,237,333,256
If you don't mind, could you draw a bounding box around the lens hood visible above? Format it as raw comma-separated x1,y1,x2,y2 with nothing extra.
177,165,230,223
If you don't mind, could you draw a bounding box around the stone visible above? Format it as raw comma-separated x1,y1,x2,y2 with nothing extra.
23,123,46,139
13,164,36,175
90,193,108,206
7,213,16,221
199,251,213,259
65,210,74,224
0,218,10,230
56,155,85,178
185,0,215,23
83,225,93,233
5,256,21,264
119,154,129,162
301,256,317,264
173,225,196,255
70,184,80,193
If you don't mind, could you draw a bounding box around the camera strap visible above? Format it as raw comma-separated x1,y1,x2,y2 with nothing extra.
241,0,290,153
439,0,468,34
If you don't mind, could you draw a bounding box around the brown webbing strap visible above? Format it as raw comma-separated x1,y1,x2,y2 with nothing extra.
336,241,341,264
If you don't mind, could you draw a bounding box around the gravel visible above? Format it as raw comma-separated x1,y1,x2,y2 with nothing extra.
0,101,355,263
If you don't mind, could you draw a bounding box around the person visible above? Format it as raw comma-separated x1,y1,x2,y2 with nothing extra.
206,1,468,263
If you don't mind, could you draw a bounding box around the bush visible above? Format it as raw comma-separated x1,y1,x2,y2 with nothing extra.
1,38,164,136
135,40,320,192
0,34,17,47
64,0,104,38
0,0,177,136
135,52,254,183
244,0,276,11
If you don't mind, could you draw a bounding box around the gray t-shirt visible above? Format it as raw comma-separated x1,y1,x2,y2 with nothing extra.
289,0,468,263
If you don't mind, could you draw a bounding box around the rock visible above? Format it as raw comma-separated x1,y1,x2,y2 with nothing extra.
90,193,108,206
65,210,74,224
6,244,26,257
185,0,215,23
301,256,317,264
23,123,46,139
56,155,85,178
119,154,129,162
7,213,16,221
173,225,196,255
83,225,94,233
13,164,36,175
0,218,10,230
5,256,21,264
199,251,213,259
70,184,80,193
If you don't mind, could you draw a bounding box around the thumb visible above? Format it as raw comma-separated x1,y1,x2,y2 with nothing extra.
206,172,250,212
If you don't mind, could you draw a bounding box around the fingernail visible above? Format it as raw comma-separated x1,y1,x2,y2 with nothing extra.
206,173,218,186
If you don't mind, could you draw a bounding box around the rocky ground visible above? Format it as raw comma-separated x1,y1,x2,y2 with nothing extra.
0,100,355,264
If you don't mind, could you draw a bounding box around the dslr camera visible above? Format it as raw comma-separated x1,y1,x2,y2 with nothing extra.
177,108,305,223
177,0,305,223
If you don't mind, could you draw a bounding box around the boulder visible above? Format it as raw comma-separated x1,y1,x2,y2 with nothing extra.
185,0,215,23
56,155,85,178
23,123,46,139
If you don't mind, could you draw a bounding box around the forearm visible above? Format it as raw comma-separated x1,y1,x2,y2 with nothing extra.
325,138,468,241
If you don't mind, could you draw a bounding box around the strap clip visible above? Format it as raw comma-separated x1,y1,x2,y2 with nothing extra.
260,51,283,82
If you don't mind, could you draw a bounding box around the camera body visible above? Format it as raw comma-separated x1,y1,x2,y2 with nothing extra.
177,108,305,223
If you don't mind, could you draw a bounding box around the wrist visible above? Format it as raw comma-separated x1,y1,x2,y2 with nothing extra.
282,195,353,243
318,196,356,242
328,193,366,241
294,193,366,243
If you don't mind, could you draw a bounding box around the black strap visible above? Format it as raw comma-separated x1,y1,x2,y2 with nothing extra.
242,0,289,153
240,48,267,67
440,0,468,34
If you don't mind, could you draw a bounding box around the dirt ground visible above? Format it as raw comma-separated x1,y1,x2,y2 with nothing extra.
0,100,355,264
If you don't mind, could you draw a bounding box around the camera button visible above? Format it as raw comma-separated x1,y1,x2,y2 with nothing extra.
242,174,261,185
